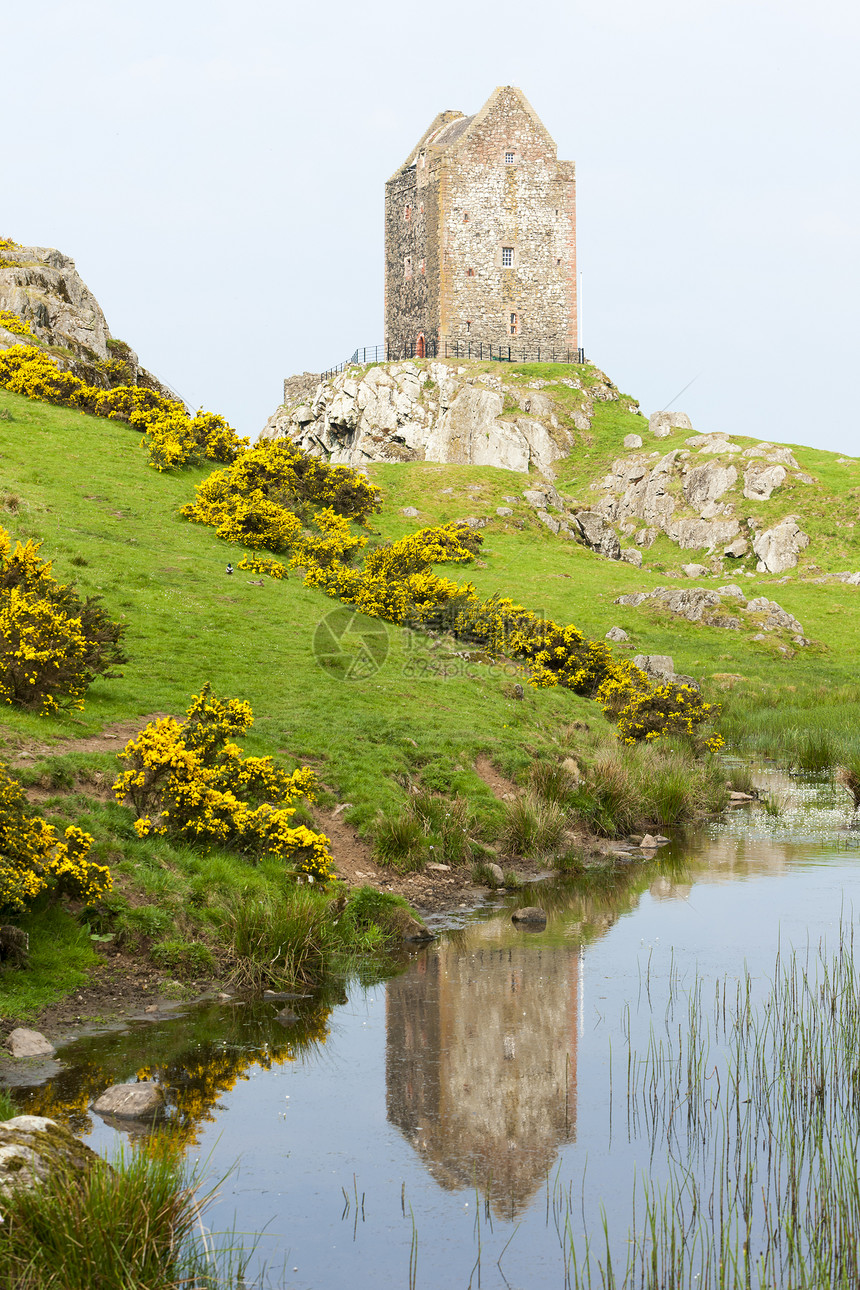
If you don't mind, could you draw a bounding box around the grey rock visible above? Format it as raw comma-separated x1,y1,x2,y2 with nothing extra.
0,1116,104,1198
496,506,513,516
623,434,643,449
465,516,488,529
92,1082,164,1120
640,834,658,849
605,626,630,642
649,411,692,438
683,462,737,511
511,906,548,925
745,597,804,635
402,506,420,518
724,537,749,558
634,654,676,680
667,516,741,549
487,863,506,885
635,527,658,548
718,584,747,600
537,510,561,534
752,519,810,573
574,511,621,560
7,1028,55,1059
524,489,550,508
681,563,710,578
743,463,787,501
620,548,643,566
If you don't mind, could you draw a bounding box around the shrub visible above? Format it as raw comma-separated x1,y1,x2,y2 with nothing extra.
224,887,342,988
113,684,334,880
0,310,32,337
342,886,417,943
0,344,248,472
0,527,126,713
0,761,112,914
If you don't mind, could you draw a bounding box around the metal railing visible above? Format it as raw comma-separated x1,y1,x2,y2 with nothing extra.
320,339,585,381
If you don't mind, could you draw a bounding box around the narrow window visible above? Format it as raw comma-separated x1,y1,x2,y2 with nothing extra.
505,151,515,164
510,313,518,336
463,212,469,223
466,321,471,333
501,246,514,267
404,205,411,222
404,256,413,280
466,267,475,277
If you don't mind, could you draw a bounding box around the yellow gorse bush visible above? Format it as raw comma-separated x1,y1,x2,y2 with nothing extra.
0,763,112,914
0,527,127,713
182,440,722,747
0,310,32,337
113,684,334,881
0,344,248,470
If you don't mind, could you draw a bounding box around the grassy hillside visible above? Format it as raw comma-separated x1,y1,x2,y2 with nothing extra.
2,362,859,1016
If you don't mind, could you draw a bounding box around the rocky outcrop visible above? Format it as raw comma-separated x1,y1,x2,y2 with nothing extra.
633,654,698,687
752,518,810,573
263,361,611,475
615,585,807,642
0,240,173,396
649,411,692,438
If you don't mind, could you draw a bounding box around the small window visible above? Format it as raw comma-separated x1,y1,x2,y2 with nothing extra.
466,267,475,277
466,321,471,334
404,256,413,280
501,247,514,267
510,313,518,336
505,151,515,164
405,205,411,221
463,213,469,223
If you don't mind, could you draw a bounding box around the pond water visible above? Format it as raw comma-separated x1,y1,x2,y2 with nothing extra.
12,768,860,1288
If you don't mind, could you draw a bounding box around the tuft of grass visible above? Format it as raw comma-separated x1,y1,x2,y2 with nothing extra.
372,811,427,872
500,792,567,857
222,887,343,990
725,762,756,795
0,1135,249,1289
150,938,216,978
0,1088,17,1120
525,758,578,806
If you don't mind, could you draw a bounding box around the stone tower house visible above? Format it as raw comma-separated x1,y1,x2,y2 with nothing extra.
384,86,577,360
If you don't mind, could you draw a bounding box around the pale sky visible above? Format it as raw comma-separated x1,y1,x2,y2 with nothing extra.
4,0,858,453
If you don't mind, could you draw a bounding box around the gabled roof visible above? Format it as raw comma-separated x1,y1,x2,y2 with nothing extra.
387,87,559,185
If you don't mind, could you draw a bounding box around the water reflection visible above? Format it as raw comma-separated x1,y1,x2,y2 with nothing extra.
386,940,579,1218
15,999,333,1143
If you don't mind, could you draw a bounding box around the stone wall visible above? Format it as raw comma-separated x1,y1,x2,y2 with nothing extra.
385,88,577,356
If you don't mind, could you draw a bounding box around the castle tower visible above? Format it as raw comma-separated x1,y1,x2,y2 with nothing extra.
384,86,577,360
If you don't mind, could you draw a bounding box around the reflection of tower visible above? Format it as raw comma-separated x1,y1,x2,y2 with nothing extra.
386,939,579,1218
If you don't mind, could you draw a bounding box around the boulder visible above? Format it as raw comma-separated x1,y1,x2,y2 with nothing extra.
745,597,804,635
511,907,548,926
573,511,621,560
633,654,676,680
496,506,513,517
743,464,787,501
0,1116,104,1198
620,548,643,566
683,462,737,511
667,516,740,549
649,411,692,438
718,584,747,600
401,506,419,518
6,1029,55,1059
752,519,809,573
537,510,561,534
92,1082,164,1120
681,563,710,578
724,537,749,558
605,626,629,642
623,434,643,449
486,863,506,886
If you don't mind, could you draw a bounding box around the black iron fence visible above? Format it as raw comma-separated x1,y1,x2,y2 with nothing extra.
320,339,586,381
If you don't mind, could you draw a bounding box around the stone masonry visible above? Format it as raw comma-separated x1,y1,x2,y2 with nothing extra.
385,87,577,357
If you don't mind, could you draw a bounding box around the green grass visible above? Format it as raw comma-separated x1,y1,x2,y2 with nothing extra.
3,367,860,1011
0,1135,249,1288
